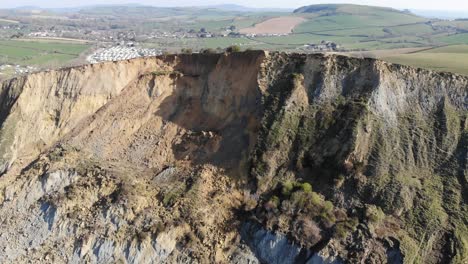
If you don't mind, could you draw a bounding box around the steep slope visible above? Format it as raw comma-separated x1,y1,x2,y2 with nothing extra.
0,51,466,264
0,59,160,171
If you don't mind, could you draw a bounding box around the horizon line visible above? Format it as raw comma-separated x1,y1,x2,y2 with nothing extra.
0,2,468,13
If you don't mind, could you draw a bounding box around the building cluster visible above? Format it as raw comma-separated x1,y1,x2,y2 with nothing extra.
244,33,289,37
28,31,58,37
304,41,341,52
87,45,162,63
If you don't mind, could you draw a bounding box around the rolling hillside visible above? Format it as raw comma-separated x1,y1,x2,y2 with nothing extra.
2,3,468,77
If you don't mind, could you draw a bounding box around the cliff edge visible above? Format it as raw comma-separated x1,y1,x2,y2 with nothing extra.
0,51,466,263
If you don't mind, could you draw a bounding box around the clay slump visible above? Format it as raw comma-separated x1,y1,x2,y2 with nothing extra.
0,51,466,263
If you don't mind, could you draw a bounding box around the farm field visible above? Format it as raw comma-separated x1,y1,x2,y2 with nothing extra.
432,33,468,45
2,3,468,77
239,16,306,34
0,39,90,66
381,45,468,75
343,47,432,58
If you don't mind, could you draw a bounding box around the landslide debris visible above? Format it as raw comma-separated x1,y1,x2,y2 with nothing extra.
0,51,466,264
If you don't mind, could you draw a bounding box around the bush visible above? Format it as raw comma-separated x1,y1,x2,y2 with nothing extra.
323,201,334,213
366,205,385,224
334,174,345,188
310,192,322,207
201,48,216,54
335,95,346,106
281,181,312,196
281,181,294,197
242,191,258,210
291,73,302,81
294,217,322,247
264,195,280,211
163,186,185,207
152,70,170,76
181,48,193,54
226,45,241,53
335,222,348,238
270,195,280,207
334,217,359,238
334,208,347,222
299,182,312,193
291,191,307,209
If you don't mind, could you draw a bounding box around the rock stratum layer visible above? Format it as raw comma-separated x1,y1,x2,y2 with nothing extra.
0,51,466,263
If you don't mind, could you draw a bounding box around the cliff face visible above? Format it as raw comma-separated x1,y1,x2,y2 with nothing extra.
0,51,466,264
0,59,160,171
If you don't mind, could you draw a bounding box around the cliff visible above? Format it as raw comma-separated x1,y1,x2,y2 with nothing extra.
0,51,466,263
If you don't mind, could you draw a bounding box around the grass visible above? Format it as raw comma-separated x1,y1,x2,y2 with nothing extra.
432,33,468,45
188,19,235,32
189,15,273,32
102,5,468,58
382,45,468,75
144,37,258,50
201,37,256,48
433,20,468,30
0,39,89,66
386,23,435,35
0,40,89,55
256,33,362,45
294,13,424,34
420,45,468,53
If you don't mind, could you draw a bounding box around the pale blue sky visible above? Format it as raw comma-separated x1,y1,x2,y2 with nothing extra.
1,0,467,11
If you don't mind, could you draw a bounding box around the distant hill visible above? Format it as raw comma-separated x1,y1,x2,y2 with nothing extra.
291,4,427,36
75,5,234,18
293,4,412,15
203,4,292,12
7,4,291,15
410,9,468,19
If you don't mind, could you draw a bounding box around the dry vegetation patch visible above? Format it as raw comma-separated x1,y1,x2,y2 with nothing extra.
239,16,306,35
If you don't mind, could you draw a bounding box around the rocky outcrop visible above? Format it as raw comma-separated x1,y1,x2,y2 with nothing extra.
0,51,466,263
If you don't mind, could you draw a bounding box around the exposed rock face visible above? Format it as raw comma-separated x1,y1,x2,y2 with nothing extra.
0,51,466,263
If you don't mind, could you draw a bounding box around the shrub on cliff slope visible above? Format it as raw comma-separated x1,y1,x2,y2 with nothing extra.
257,180,365,247
226,45,241,53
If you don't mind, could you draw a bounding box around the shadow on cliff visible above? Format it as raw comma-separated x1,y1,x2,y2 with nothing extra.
154,51,266,178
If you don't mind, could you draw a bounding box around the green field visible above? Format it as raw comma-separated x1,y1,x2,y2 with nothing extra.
381,45,468,75
2,4,468,77
294,12,424,34
0,39,90,66
135,4,447,52
432,33,468,45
